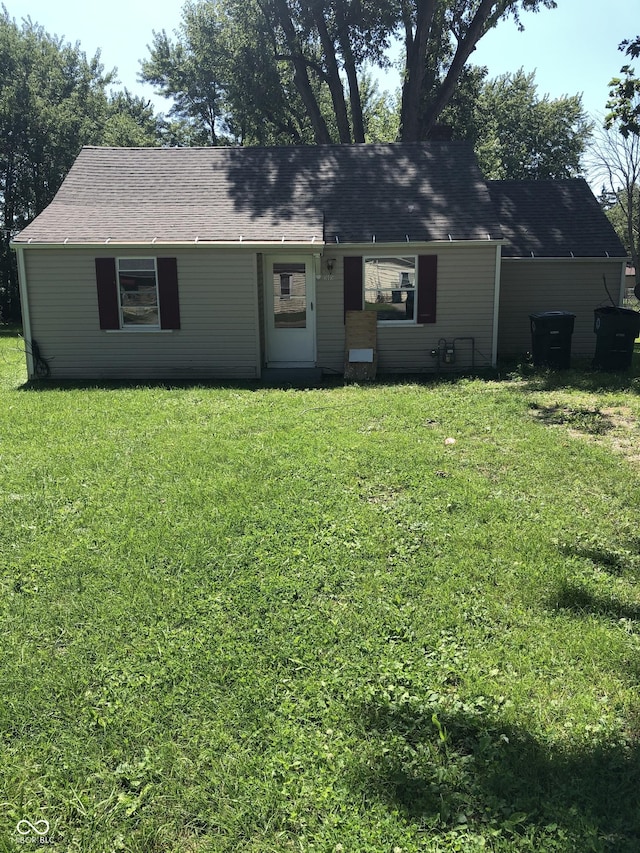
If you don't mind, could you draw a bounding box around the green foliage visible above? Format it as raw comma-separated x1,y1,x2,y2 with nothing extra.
0,9,163,324
359,72,401,143
0,9,107,320
468,69,590,179
400,0,558,141
440,67,591,179
140,0,560,145
101,91,163,148
2,336,640,850
607,37,640,139
140,0,319,145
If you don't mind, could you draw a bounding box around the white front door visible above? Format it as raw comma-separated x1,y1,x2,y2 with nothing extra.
265,255,316,366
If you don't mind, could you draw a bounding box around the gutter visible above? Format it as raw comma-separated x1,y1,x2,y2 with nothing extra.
500,255,627,263
331,238,503,251
10,239,326,251
9,237,505,251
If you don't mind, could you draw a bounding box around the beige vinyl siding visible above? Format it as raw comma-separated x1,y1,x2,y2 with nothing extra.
23,247,260,379
316,244,498,373
316,272,345,374
498,259,626,359
256,252,265,368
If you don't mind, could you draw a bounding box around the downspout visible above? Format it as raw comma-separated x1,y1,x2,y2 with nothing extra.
14,245,34,379
618,259,627,306
491,244,502,368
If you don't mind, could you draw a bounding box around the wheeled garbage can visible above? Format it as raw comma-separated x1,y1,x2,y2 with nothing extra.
593,307,640,371
530,311,576,369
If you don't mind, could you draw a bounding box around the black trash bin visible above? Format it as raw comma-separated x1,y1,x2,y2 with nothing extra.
593,306,640,370
530,311,576,369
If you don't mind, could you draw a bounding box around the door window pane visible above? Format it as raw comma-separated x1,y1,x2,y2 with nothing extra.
274,263,306,329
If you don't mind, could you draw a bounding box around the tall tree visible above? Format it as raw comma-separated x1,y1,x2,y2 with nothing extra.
257,0,397,143
0,9,161,322
398,0,557,141
589,124,640,287
140,0,320,145
600,37,640,286
450,69,592,179
142,0,558,146
256,0,559,142
141,3,229,145
102,91,163,147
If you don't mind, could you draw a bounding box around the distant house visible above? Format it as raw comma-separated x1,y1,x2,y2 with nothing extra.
12,143,627,381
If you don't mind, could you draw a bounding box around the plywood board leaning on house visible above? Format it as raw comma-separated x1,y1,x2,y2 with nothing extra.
344,310,377,380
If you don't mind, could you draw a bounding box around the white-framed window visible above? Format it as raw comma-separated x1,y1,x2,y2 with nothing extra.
364,256,417,323
117,258,159,328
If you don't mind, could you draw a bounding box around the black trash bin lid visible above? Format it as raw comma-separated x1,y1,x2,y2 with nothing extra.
594,306,639,317
530,311,576,319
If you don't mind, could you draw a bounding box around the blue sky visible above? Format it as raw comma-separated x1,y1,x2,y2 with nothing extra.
7,0,638,121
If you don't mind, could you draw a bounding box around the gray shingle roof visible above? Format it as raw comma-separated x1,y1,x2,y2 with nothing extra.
14,143,502,246
488,179,627,258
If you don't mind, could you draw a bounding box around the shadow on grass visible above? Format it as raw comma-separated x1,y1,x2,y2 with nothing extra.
358,700,640,850
558,540,640,576
498,346,640,394
9,339,640,395
15,376,352,393
550,581,640,623
15,359,640,394
15,370,494,393
528,401,616,435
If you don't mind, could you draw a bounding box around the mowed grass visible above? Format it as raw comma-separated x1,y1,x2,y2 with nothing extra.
1,333,640,852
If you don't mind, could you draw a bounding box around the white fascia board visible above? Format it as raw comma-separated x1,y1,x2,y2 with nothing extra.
10,240,325,250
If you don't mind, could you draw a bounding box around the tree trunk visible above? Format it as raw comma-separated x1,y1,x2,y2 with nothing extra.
420,0,496,138
399,0,437,142
311,8,352,143
334,0,365,143
271,0,333,145
207,100,219,145
340,36,365,143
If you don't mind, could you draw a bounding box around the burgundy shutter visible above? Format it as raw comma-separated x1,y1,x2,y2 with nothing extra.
95,257,119,330
157,257,181,330
416,255,437,324
343,256,363,322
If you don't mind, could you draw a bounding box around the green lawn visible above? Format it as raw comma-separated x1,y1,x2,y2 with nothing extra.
1,332,640,852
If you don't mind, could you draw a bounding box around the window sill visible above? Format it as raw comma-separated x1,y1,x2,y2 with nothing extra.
104,328,175,333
